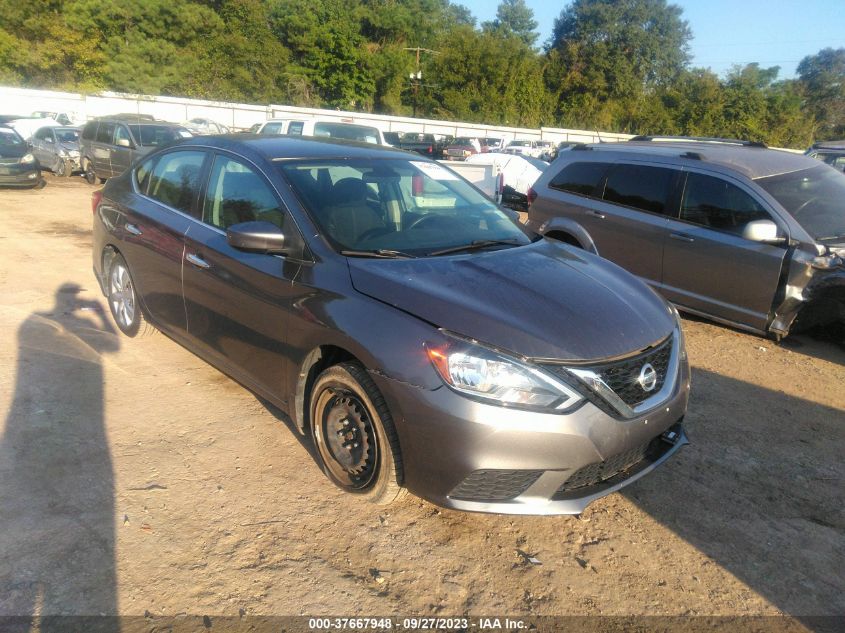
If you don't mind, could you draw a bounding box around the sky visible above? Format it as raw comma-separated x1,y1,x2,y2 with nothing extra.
458,0,845,79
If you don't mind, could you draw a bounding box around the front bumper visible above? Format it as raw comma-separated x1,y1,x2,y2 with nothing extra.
0,162,40,186
372,346,690,515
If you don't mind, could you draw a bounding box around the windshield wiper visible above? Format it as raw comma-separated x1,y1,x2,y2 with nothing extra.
428,239,522,257
340,249,417,259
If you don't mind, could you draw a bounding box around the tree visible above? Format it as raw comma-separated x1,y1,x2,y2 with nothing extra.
546,0,691,131
797,47,845,140
483,0,538,48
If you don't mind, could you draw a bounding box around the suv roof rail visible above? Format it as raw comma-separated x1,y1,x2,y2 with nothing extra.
629,135,767,148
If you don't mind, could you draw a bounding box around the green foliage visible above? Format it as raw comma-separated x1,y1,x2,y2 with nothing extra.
0,0,837,147
798,47,845,140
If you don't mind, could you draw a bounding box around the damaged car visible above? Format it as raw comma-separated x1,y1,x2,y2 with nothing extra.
526,136,845,340
31,125,81,177
92,136,690,515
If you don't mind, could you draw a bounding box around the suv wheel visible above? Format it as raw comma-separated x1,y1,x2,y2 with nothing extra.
309,363,405,505
84,160,97,185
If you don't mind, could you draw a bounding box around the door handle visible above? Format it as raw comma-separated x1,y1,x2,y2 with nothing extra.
670,232,694,243
589,210,606,219
186,253,210,269
125,223,142,236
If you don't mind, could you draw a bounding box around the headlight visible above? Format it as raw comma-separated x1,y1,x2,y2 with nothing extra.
669,304,687,361
20,153,35,164
426,335,583,412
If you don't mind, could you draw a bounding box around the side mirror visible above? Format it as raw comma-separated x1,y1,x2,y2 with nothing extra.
45,137,54,144
742,219,786,244
227,221,287,254
116,138,132,148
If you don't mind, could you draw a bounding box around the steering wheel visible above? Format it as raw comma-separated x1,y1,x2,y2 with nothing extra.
406,214,463,231
792,196,819,216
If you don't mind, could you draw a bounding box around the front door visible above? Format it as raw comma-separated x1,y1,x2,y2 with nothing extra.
662,170,789,331
181,153,303,397
109,124,134,177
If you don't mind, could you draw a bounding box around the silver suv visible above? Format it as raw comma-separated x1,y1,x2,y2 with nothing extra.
527,137,845,339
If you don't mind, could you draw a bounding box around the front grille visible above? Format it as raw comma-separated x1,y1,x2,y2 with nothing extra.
0,157,20,165
449,469,543,502
545,335,673,414
552,427,679,499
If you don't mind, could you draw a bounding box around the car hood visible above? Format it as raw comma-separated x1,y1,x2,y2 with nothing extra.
347,239,675,361
60,141,79,152
0,144,27,159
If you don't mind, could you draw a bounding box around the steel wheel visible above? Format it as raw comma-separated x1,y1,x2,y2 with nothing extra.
316,390,379,490
310,363,405,504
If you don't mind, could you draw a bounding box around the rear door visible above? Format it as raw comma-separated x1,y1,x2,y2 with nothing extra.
181,152,305,396
580,162,681,288
115,149,209,333
662,170,789,330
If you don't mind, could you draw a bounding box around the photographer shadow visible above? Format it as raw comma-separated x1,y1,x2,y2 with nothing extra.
0,284,120,632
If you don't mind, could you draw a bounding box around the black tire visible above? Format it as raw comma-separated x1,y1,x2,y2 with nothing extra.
84,159,97,185
309,363,406,505
106,254,156,338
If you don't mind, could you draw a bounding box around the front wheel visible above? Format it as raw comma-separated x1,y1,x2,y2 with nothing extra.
309,363,405,505
107,254,155,337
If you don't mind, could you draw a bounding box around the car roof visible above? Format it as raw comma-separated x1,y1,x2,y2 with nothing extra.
176,134,416,161
811,140,845,150
577,140,820,180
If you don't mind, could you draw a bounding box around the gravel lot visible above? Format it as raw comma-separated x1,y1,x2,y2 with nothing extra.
0,175,843,627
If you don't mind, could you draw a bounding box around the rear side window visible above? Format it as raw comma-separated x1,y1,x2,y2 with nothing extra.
96,122,116,144
313,122,379,144
146,151,206,214
129,125,184,146
603,164,677,215
287,121,304,135
82,121,98,141
548,162,610,197
261,122,285,135
681,173,770,236
202,155,284,229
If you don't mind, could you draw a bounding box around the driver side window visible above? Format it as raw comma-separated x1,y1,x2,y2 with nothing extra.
681,173,771,237
202,156,285,230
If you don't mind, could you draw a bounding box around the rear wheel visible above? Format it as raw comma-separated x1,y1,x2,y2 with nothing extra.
107,254,155,337
84,159,97,185
309,363,405,505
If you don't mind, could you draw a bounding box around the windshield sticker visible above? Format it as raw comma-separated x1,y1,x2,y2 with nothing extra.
411,161,458,181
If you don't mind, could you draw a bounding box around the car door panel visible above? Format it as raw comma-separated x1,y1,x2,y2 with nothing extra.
182,225,301,396
661,171,789,331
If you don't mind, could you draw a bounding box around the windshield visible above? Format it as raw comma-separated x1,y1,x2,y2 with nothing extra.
55,129,79,143
509,140,531,147
129,125,186,146
0,129,24,146
757,165,845,242
280,158,532,256
453,138,475,146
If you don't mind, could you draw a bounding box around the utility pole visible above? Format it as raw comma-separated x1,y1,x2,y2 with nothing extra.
403,47,440,118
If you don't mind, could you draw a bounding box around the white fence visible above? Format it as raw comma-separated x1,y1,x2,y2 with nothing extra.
0,85,633,144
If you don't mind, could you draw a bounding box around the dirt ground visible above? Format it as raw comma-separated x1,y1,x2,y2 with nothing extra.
0,174,843,625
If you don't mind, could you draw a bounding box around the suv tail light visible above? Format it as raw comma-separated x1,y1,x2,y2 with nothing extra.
92,189,103,214
526,187,538,209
